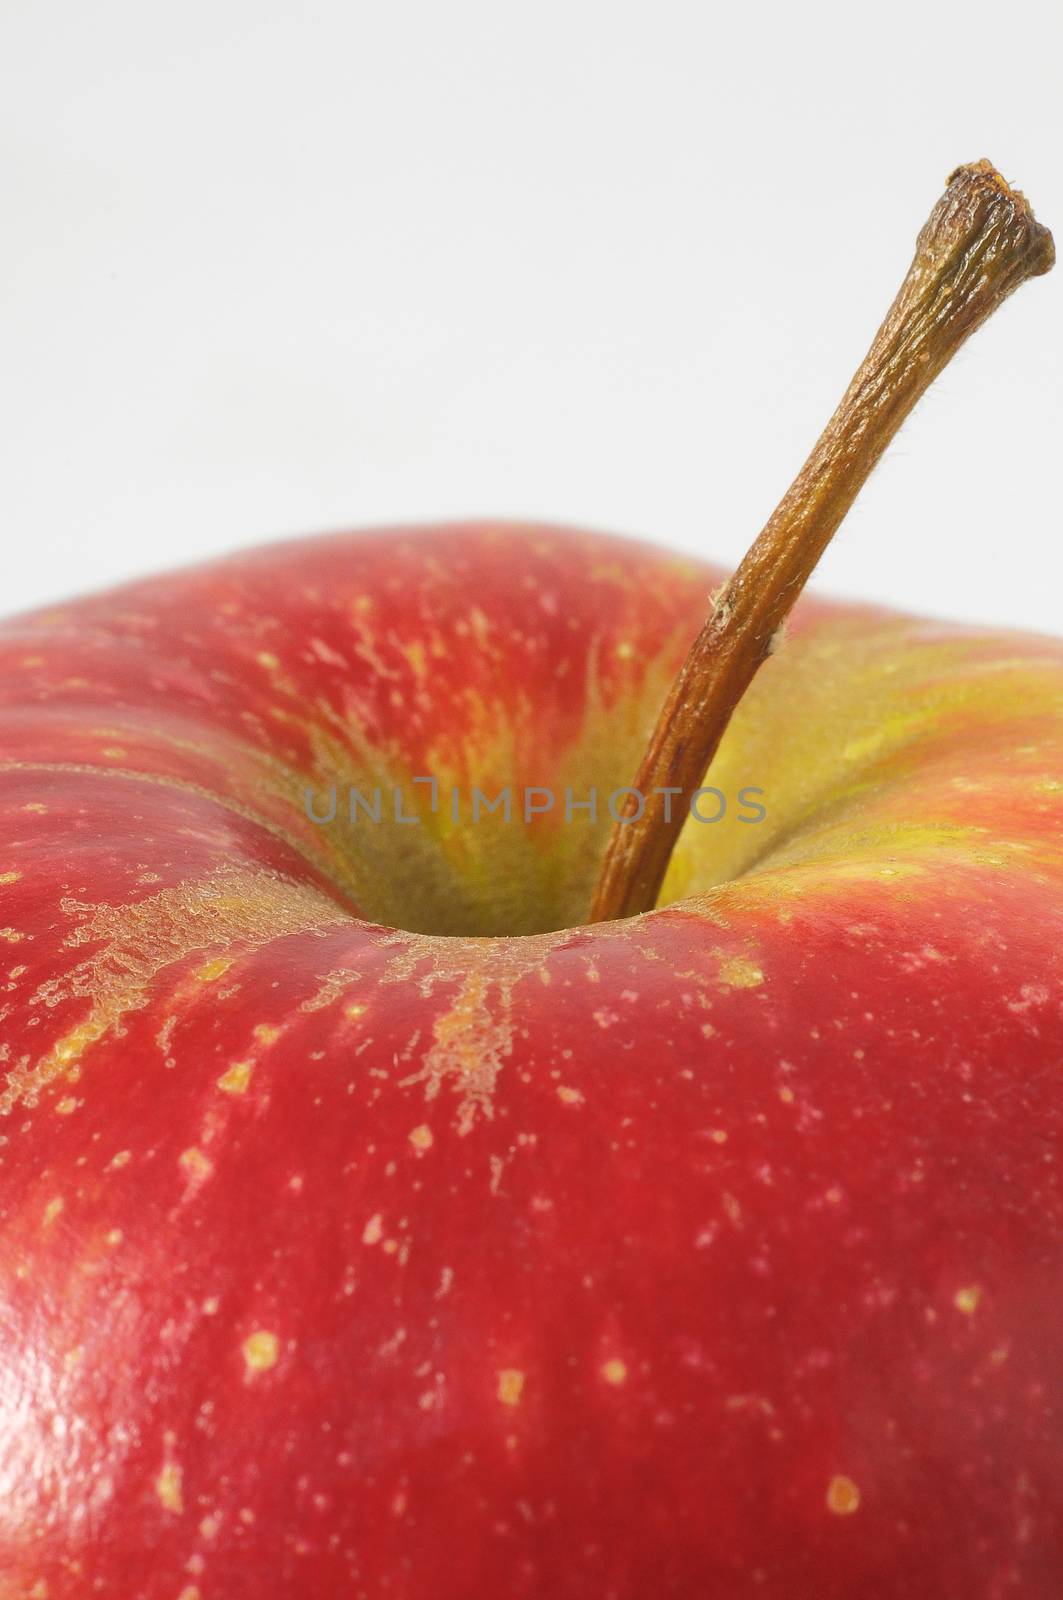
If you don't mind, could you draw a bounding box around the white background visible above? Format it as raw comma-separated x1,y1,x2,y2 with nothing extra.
2,1,1060,632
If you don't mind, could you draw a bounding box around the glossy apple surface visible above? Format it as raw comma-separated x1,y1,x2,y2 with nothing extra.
1,523,1061,1598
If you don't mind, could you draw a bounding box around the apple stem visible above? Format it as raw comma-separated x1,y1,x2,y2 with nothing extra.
589,161,1054,923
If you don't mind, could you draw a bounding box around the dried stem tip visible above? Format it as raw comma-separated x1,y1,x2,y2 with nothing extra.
589,160,1054,924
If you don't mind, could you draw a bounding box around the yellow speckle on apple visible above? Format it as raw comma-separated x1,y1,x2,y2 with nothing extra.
827,1475,861,1515
954,1284,982,1315
155,1459,183,1514
179,1147,213,1181
217,1060,253,1095
497,1368,525,1406
242,1330,280,1375
195,956,233,983
717,956,764,989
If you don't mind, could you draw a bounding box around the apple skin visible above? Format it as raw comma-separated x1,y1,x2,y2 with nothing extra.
0,523,1062,1599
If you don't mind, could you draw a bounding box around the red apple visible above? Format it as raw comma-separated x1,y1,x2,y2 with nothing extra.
0,165,1060,1598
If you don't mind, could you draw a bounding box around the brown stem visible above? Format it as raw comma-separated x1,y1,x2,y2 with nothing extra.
589,160,1054,924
